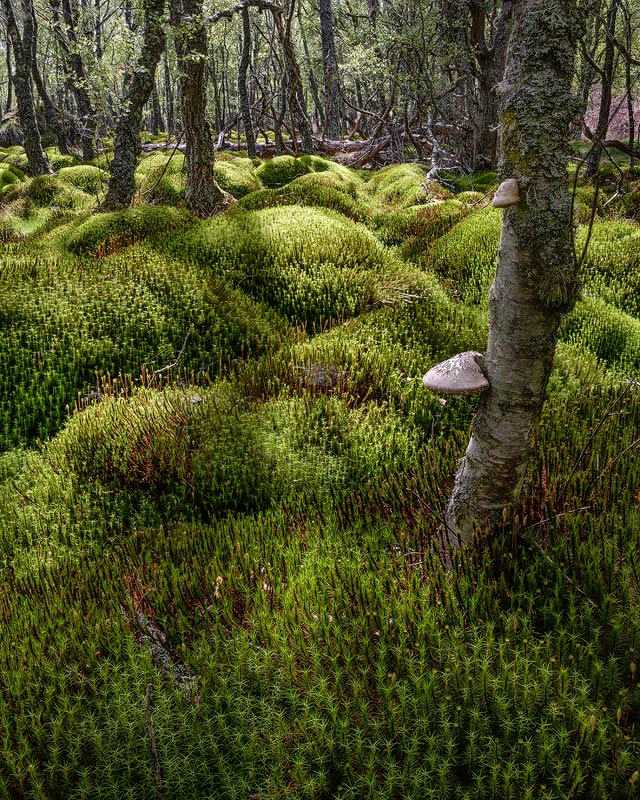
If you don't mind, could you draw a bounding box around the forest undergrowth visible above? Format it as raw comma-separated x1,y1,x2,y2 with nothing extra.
0,141,639,799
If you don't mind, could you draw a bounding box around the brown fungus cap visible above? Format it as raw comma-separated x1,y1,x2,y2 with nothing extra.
422,351,489,395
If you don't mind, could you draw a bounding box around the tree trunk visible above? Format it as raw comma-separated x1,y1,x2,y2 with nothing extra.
1,0,50,174
584,0,618,177
444,0,587,547
319,0,341,138
272,0,313,153
4,27,12,115
238,4,257,156
163,50,174,135
50,0,97,160
104,0,166,210
472,1,513,169
170,0,225,217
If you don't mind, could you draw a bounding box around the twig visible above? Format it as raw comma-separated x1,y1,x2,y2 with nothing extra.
140,130,184,199
152,325,194,377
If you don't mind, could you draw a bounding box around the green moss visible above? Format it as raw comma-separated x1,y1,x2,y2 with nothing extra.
65,206,194,256
373,199,468,252
424,206,502,304
44,147,80,170
576,220,640,316
255,155,312,187
166,205,413,326
0,245,288,450
238,172,368,222
561,295,640,371
213,159,262,198
57,165,109,195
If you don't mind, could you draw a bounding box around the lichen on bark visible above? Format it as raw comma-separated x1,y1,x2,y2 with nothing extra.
444,0,590,548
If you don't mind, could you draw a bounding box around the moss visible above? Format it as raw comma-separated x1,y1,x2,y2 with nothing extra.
165,205,413,326
560,295,640,372
424,206,502,304
213,159,262,198
0,167,22,191
44,147,80,170
255,155,312,187
65,206,195,256
238,172,368,222
11,175,95,211
57,165,109,195
373,200,468,251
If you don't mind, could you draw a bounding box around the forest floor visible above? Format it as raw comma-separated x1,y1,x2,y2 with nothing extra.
0,141,639,798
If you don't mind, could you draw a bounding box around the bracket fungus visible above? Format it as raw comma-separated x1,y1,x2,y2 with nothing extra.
492,178,520,208
422,351,489,395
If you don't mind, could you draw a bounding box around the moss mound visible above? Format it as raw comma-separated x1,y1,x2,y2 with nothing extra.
373,199,468,253
424,206,502,304
255,155,313,187
167,205,413,325
65,206,194,256
57,165,109,194
238,171,368,222
213,158,262,198
0,246,288,449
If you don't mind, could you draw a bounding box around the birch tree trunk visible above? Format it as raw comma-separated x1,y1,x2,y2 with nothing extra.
445,0,588,547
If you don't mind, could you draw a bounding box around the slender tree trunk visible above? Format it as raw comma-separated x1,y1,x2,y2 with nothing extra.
170,0,225,216
238,4,256,156
4,27,12,114
319,0,341,138
1,0,50,174
445,0,587,547
272,0,313,153
50,0,97,160
472,1,513,169
584,0,618,176
163,50,174,135
297,1,323,128
104,0,165,209
624,6,634,169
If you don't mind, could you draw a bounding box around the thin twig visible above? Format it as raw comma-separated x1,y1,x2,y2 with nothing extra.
152,325,194,377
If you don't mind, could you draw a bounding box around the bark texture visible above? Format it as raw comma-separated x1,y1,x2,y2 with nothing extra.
1,0,50,174
104,0,166,210
171,0,225,217
445,0,587,546
238,4,257,157
319,0,341,138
